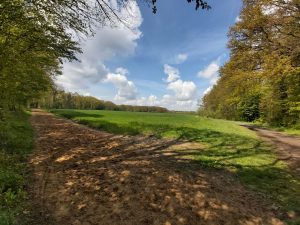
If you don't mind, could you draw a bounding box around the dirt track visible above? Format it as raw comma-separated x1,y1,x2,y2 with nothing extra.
28,110,284,225
245,126,300,176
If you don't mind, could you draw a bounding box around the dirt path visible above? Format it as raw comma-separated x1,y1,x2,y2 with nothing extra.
244,125,300,176
28,110,284,225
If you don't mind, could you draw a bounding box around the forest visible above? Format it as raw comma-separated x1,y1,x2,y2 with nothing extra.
200,0,300,127
1,1,300,225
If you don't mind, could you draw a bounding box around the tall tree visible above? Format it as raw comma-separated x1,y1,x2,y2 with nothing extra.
200,0,300,126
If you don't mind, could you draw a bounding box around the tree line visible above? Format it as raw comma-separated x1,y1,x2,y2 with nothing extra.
200,0,300,127
37,88,168,113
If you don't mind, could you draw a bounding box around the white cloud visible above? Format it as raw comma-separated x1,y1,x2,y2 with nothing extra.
175,53,188,64
162,64,197,105
55,61,108,90
235,16,242,23
115,67,129,75
104,69,138,100
197,58,223,97
123,94,198,111
116,65,199,111
163,64,180,83
56,0,143,91
167,79,197,101
203,86,213,95
210,76,219,85
197,61,220,79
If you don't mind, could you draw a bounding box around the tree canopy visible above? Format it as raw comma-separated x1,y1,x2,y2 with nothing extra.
200,0,300,127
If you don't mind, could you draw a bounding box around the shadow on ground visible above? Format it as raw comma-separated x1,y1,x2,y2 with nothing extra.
27,111,299,225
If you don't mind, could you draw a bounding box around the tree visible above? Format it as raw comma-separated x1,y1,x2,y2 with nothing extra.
200,0,300,127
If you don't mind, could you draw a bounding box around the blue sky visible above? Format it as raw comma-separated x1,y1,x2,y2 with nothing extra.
57,0,242,111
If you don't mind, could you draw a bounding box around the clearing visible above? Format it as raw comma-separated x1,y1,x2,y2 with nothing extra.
27,110,300,224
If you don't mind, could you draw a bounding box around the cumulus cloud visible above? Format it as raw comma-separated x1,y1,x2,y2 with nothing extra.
123,94,198,111
203,86,213,95
160,95,198,111
127,95,158,106
163,64,198,104
235,16,242,23
197,61,219,79
104,68,138,100
175,53,188,64
56,61,108,90
56,0,143,91
161,64,198,109
167,80,197,101
197,58,222,96
119,63,199,111
164,64,180,83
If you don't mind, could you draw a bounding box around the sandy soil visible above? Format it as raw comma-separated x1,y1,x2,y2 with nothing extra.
27,110,284,225
245,126,300,177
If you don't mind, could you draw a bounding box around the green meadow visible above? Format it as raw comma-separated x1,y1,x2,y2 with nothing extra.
52,109,300,222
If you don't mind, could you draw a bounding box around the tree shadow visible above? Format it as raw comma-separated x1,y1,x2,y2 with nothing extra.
50,110,104,120
28,112,300,224
85,120,300,221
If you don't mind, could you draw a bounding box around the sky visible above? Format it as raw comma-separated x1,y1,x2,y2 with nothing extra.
56,0,243,111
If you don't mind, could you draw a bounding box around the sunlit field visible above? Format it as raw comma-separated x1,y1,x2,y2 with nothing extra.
52,109,300,220
51,109,255,138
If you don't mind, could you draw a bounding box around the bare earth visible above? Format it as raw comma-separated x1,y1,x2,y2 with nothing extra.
28,110,285,225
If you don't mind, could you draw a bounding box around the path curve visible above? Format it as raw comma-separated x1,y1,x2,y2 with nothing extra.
244,125,300,176
28,110,284,225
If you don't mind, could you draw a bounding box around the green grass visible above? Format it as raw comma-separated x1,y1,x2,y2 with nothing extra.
248,121,300,136
272,127,300,136
52,109,300,223
0,110,33,225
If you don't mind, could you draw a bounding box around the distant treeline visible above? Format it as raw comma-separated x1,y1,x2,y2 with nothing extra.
37,88,168,113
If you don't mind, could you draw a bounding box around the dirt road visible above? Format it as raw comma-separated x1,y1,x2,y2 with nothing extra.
28,110,284,225
245,126,300,176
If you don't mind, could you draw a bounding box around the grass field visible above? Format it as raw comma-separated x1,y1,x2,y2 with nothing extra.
0,110,33,225
52,109,300,223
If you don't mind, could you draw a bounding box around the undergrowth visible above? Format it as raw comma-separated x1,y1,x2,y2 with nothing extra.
0,110,33,225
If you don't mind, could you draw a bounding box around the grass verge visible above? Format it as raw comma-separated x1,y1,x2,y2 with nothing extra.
0,110,33,225
52,109,300,223
248,121,300,136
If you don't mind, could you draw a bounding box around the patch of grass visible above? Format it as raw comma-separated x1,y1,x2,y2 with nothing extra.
274,127,300,136
247,121,300,136
52,109,300,222
0,110,33,225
